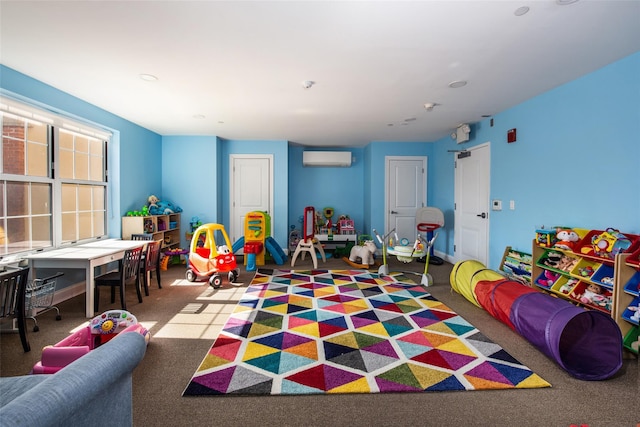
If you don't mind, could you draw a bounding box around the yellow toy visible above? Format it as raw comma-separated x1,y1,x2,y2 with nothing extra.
231,211,286,270
244,212,268,268
186,223,238,288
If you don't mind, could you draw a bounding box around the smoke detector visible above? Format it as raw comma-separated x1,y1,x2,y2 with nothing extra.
302,80,315,89
424,102,436,111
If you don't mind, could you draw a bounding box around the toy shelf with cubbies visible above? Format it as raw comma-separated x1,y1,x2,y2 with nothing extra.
617,247,640,355
122,213,181,249
534,247,615,312
499,247,532,285
533,228,640,317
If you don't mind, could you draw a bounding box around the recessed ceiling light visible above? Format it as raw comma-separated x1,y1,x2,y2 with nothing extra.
193,114,205,119
424,102,436,111
302,80,315,89
449,80,467,89
514,6,530,16
556,0,579,5
139,73,158,82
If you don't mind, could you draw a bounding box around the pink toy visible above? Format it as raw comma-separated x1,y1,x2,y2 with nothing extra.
536,270,559,288
32,310,149,374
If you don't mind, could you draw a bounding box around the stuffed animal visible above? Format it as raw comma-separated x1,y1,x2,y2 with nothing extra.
148,196,183,215
349,240,376,266
536,270,559,288
554,228,580,251
559,278,579,294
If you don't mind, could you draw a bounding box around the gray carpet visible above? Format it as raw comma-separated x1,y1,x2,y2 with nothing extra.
1,255,637,427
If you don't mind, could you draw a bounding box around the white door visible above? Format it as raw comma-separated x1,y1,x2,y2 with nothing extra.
454,143,490,265
385,156,427,243
230,155,273,245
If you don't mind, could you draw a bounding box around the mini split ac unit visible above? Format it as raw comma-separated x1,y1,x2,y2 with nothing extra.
302,151,352,167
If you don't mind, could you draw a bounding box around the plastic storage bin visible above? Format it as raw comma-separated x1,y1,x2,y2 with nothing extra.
590,264,615,288
623,327,639,355
623,271,640,295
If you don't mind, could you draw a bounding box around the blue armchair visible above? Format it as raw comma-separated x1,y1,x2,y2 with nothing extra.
0,331,146,427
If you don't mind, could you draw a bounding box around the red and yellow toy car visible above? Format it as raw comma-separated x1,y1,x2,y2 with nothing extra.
186,223,239,288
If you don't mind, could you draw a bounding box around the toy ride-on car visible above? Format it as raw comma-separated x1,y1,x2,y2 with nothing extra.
186,223,239,288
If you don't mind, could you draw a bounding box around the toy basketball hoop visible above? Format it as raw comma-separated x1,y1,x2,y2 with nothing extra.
416,207,444,265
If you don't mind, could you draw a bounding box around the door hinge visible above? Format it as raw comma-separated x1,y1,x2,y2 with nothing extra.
454,244,456,252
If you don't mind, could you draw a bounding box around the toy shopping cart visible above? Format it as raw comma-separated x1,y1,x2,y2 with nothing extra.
26,272,64,332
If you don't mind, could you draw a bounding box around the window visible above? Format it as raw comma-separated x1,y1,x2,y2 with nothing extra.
0,97,109,256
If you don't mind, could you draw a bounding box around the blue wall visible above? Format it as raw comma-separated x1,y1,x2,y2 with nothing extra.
0,65,162,238
288,146,365,236
2,50,639,271
220,139,289,248
427,51,640,269
161,136,220,239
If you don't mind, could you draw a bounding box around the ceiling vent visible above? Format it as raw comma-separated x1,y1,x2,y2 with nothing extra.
303,151,352,167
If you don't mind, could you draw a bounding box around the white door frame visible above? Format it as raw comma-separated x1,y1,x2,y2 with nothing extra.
453,142,490,266
384,155,427,241
229,154,274,244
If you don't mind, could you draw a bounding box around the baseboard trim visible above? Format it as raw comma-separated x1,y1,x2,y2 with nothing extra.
51,281,85,306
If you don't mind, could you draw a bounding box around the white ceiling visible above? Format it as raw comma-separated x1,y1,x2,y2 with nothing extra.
1,1,639,147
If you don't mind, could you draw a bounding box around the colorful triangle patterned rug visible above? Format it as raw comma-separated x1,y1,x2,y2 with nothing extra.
183,269,550,396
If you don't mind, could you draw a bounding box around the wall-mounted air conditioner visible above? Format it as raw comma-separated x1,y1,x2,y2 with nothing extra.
302,151,352,167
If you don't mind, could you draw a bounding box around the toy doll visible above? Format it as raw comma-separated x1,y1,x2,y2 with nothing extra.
578,283,611,311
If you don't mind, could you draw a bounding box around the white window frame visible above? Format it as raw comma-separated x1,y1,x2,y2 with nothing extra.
0,95,111,257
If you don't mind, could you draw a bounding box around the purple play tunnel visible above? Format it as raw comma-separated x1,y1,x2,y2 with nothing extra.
451,260,623,381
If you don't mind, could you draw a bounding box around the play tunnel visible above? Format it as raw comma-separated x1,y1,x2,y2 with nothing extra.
450,260,623,381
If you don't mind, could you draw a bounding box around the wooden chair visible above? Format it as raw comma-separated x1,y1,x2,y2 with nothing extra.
291,206,326,268
0,266,32,352
94,246,143,312
140,239,163,296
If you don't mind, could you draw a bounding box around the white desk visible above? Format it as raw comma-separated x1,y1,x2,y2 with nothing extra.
25,239,145,318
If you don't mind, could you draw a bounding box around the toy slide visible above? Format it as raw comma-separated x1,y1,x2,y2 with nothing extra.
232,236,244,254
264,236,286,265
450,260,623,381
